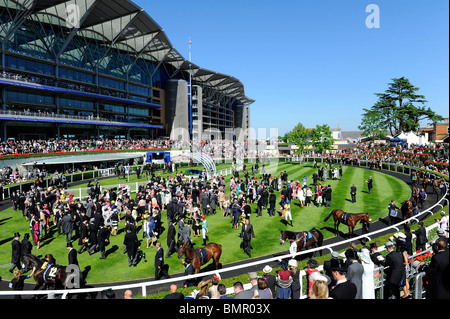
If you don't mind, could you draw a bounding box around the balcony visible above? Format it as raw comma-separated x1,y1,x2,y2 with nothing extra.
0,109,163,129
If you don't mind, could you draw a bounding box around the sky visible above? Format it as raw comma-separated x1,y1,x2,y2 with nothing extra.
135,0,449,138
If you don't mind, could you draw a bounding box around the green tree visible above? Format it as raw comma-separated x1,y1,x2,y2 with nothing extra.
358,108,389,139
286,122,310,154
364,77,443,136
310,124,333,153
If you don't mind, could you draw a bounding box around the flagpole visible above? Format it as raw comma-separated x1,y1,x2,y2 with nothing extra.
188,37,193,143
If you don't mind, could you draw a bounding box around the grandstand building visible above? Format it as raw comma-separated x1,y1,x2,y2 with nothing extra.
0,0,253,141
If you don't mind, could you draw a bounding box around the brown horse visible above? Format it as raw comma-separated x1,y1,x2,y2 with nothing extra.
280,228,324,256
401,200,413,220
432,177,445,195
324,209,372,236
21,254,72,290
177,242,222,274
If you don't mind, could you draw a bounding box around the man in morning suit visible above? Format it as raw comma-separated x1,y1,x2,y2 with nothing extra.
240,218,255,257
329,258,357,299
384,241,405,299
155,242,169,280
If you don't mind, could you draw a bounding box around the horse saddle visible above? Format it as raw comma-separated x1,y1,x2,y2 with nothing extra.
299,231,312,246
339,213,350,225
43,264,58,283
195,248,208,265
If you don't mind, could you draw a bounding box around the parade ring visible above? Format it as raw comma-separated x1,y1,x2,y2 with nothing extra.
0,159,446,298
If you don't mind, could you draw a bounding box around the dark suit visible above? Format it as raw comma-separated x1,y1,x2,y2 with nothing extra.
166,222,176,257
164,292,185,299
425,249,449,299
97,227,110,259
350,185,357,203
329,280,357,299
262,273,277,298
325,188,332,207
414,226,428,251
123,230,139,266
269,193,276,216
78,221,89,253
9,238,21,272
384,250,405,299
240,223,255,257
155,247,169,279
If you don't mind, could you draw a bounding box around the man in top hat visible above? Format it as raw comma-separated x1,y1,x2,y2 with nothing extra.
240,218,255,258
414,221,428,252
166,219,177,258
66,242,79,266
329,258,357,299
97,222,110,260
9,232,21,273
323,251,341,289
345,249,364,299
384,241,406,299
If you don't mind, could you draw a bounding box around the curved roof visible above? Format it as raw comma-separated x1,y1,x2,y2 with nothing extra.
4,0,254,105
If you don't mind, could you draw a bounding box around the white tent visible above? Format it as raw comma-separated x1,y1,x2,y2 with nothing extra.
395,131,428,145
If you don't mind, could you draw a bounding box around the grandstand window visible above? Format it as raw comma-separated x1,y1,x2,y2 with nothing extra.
6,55,54,76
60,97,95,110
99,76,125,91
99,103,125,114
59,67,94,84
129,83,150,96
6,89,54,105
129,107,149,116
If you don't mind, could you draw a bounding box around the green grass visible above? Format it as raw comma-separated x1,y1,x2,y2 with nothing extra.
0,162,412,285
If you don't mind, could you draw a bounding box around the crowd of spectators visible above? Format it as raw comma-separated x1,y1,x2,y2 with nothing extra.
321,141,448,176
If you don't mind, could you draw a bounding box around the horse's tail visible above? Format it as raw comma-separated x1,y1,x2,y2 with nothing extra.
324,211,333,222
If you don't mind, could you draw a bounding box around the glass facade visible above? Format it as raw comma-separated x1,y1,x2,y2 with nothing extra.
0,0,252,141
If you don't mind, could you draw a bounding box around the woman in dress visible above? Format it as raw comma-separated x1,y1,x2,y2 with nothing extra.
357,247,375,299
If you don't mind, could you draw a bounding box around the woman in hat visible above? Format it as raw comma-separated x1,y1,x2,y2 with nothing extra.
309,273,331,299
305,259,320,296
357,247,375,299
276,260,292,299
31,216,40,249
195,280,211,299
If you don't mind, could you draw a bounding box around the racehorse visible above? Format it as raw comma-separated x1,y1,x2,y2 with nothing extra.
400,200,413,220
432,177,445,196
280,228,324,256
177,242,222,274
324,209,372,236
21,254,71,290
